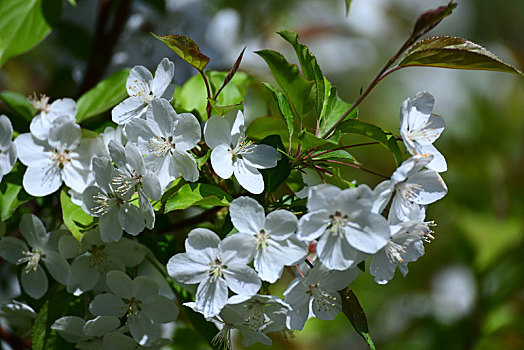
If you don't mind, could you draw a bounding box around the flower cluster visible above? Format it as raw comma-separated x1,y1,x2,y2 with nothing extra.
0,57,448,349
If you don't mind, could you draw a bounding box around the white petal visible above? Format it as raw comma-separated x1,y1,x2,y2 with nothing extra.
48,120,81,150
134,275,158,303
89,293,126,317
312,290,342,320
152,58,175,98
29,113,52,140
108,140,127,168
51,316,88,343
141,173,161,201
204,115,232,149
172,113,201,151
255,238,307,283
345,214,390,254
210,144,233,179
196,277,229,318
0,142,16,176
418,143,447,172
63,165,91,194
407,169,447,204
42,251,70,285
127,65,153,97
146,98,175,136
219,233,256,265
106,270,135,299
0,237,27,263
185,228,220,253
233,160,264,194
14,133,47,165
118,203,145,236
369,249,397,284
223,265,261,296
229,196,265,235
139,189,155,229
67,255,100,295
105,238,146,267
264,209,298,239
317,230,358,270
167,253,209,284
99,209,123,242
50,98,77,120
112,97,147,125
103,332,138,350
242,144,280,169
141,295,178,323
172,150,199,182
297,210,330,241
0,114,13,146
21,268,48,299
20,214,48,248
306,184,341,212
83,316,120,337
23,162,62,196
128,312,159,346
229,110,245,145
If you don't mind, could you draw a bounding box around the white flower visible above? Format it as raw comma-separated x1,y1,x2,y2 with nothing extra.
167,228,261,318
297,184,390,270
203,111,281,194
29,95,77,140
284,262,358,331
109,140,162,229
89,271,178,346
112,58,175,125
400,92,447,172
14,119,100,196
0,114,17,183
229,196,308,283
125,98,201,190
370,220,435,284
0,214,70,299
82,156,146,242
100,124,127,155
59,228,147,295
373,155,447,224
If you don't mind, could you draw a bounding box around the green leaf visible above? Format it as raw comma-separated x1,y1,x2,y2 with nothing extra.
344,0,352,16
164,183,232,213
66,0,76,5
76,68,131,123
337,119,403,166
327,167,355,189
278,30,325,117
60,190,95,242
313,149,357,163
263,83,294,141
246,116,289,143
411,1,456,39
0,91,35,122
152,33,210,71
259,135,291,193
255,49,315,118
33,288,83,350
398,36,524,76
0,164,31,221
319,85,357,136
0,0,62,66
339,288,376,349
208,99,242,116
298,129,338,151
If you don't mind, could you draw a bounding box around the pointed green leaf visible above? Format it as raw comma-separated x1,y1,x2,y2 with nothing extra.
246,116,289,143
0,91,35,122
0,0,62,66
411,1,456,39
298,129,338,151
60,190,95,242
319,85,357,136
339,288,376,349
337,119,402,166
398,36,524,76
278,30,325,117
164,183,232,213
344,0,352,16
255,49,315,118
263,83,294,140
313,149,357,163
208,98,243,116
76,68,131,122
152,33,210,71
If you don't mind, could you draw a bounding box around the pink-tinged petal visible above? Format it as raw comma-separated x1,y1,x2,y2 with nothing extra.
204,115,232,149
152,58,175,97
211,144,233,179
233,160,264,194
229,196,265,235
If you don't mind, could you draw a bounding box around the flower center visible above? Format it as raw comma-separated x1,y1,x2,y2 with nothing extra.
88,245,110,273
244,300,268,331
17,248,44,273
230,135,255,160
396,182,423,202
147,135,173,157
308,283,337,312
328,211,349,237
407,119,435,142
125,296,142,319
29,93,50,113
385,241,407,264
91,192,117,216
128,79,153,103
208,259,226,282
255,229,271,250
112,172,140,196
51,149,71,169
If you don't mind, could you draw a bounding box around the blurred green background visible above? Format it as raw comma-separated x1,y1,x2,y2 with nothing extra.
1,0,523,349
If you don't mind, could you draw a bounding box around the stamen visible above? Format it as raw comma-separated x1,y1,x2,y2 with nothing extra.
385,241,406,264
230,134,255,159
397,182,423,202
50,149,71,169
208,259,225,282
309,283,337,312
112,174,135,195
147,136,173,157
328,211,349,237
28,93,50,113
91,192,114,216
17,248,44,273
211,324,233,350
243,300,267,331
255,229,271,250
